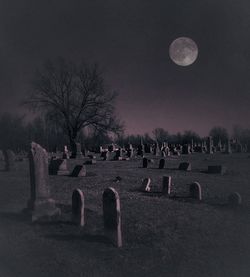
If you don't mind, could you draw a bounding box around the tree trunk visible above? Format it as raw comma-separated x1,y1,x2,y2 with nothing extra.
69,129,78,158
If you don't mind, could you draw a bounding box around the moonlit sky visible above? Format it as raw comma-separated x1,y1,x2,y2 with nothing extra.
0,0,250,136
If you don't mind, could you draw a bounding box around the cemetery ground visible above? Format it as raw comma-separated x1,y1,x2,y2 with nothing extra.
1,153,250,277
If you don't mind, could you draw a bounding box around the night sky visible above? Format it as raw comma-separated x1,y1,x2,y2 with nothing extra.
0,0,250,136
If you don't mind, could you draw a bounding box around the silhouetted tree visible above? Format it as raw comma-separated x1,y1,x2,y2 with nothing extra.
152,128,169,143
209,126,228,144
24,57,124,157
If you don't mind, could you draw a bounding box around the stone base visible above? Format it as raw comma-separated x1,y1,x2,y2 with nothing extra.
27,198,61,222
57,170,70,176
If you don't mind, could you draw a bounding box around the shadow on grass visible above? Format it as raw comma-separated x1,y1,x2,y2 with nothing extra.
45,233,112,245
0,210,30,222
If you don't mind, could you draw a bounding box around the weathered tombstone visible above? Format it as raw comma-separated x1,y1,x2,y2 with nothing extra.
62,145,70,159
182,144,191,155
49,158,69,175
137,144,144,157
114,148,123,160
72,189,85,226
225,139,232,154
108,144,115,152
75,142,84,159
228,192,242,206
0,150,4,161
103,187,122,247
189,182,202,200
162,176,171,195
142,157,148,168
159,158,165,169
70,165,87,177
27,142,61,221
3,149,16,171
101,151,109,161
207,165,226,175
178,162,191,171
85,159,97,165
141,177,151,192
206,136,213,154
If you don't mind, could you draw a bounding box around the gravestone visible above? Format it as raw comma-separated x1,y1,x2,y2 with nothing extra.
75,142,84,159
207,165,226,175
27,142,61,221
182,144,191,155
3,149,16,171
70,165,87,177
114,148,123,160
103,187,122,247
49,158,69,175
62,145,70,159
178,162,191,171
189,182,202,200
225,139,232,154
0,150,4,161
162,176,171,195
137,144,144,157
141,178,151,192
101,151,109,161
142,157,148,168
72,189,85,226
159,159,165,169
228,192,242,206
206,136,213,154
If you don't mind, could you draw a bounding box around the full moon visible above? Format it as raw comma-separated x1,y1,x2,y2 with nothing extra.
169,37,198,66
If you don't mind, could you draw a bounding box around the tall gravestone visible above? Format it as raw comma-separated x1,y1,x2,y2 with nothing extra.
103,187,122,248
27,142,61,221
162,176,171,195
142,157,148,168
159,159,165,169
75,142,84,159
3,149,16,171
72,189,85,226
206,136,213,154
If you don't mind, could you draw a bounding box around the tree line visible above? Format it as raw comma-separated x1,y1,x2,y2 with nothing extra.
1,57,249,153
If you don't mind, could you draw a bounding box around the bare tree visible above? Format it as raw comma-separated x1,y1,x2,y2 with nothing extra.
25,57,124,157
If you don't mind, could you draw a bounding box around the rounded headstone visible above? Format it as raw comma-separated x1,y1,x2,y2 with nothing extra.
228,192,242,206
189,182,202,200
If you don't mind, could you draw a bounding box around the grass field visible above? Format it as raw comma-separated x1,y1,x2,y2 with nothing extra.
0,152,250,277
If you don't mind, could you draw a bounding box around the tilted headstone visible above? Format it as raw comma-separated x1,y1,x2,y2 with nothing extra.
72,189,85,226
3,149,16,171
159,158,165,169
103,187,122,247
141,178,151,192
228,192,242,206
27,142,61,221
70,165,87,177
162,176,171,195
207,165,226,175
189,182,202,200
49,158,69,175
178,162,191,171
142,157,148,168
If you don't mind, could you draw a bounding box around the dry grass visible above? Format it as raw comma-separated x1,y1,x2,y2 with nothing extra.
0,153,250,277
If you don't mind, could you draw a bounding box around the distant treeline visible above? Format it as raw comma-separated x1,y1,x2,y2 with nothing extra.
0,112,250,152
